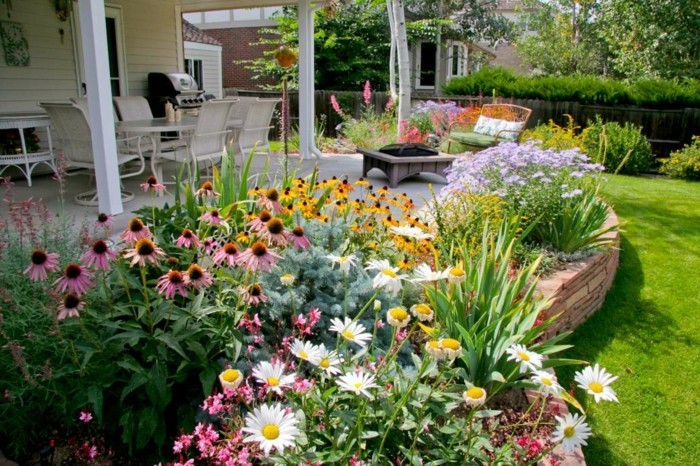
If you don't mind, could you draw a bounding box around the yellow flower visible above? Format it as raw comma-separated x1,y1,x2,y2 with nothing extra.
386,306,411,328
425,340,445,360
463,386,487,406
280,274,295,286
219,369,244,390
410,303,434,322
440,338,463,359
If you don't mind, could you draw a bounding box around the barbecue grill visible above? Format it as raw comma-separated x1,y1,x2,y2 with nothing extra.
378,143,439,157
147,72,213,117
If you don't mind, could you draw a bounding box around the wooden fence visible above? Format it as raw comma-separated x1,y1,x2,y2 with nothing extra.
225,88,700,155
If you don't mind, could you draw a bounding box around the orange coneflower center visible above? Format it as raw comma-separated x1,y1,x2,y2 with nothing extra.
258,210,272,222
146,175,157,185
31,250,47,265
210,210,220,218
292,226,304,237
187,264,203,280
97,213,109,223
167,257,179,265
135,238,155,255
200,181,214,191
63,293,80,309
266,218,284,235
65,263,82,279
182,229,193,239
265,188,279,202
91,240,107,254
250,284,262,296
223,243,238,255
128,218,145,232
166,270,184,284
251,241,268,257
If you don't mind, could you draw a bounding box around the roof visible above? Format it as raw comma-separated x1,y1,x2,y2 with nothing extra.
497,0,525,10
182,19,222,46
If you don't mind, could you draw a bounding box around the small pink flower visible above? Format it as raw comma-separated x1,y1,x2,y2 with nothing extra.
81,239,117,271
375,319,385,329
156,270,188,299
236,241,282,273
195,181,219,199
58,293,84,320
54,263,93,296
176,228,201,249
330,95,343,116
79,411,93,423
363,80,371,106
288,225,311,250
201,237,218,255
123,238,165,267
201,209,224,225
24,250,60,281
183,264,213,290
396,328,409,342
212,242,239,267
385,97,395,112
246,209,272,233
95,212,113,229
260,218,288,247
140,175,166,193
240,283,268,306
120,218,151,244
256,188,284,214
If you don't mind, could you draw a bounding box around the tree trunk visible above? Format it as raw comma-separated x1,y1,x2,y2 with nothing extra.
386,0,398,100
392,0,411,136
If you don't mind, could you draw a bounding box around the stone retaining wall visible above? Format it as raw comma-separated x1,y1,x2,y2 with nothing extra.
535,210,620,338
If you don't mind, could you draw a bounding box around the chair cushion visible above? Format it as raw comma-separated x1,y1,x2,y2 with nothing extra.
473,116,505,137
498,121,525,141
449,131,498,147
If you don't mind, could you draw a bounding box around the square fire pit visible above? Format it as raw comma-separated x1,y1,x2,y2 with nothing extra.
358,146,456,188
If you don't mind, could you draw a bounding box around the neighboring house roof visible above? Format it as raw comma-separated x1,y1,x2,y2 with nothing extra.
497,0,525,11
182,19,222,46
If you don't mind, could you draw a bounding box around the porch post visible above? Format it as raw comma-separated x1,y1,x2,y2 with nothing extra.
298,0,322,159
79,0,123,215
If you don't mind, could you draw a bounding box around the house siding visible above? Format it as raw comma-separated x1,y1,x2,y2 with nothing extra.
184,41,223,98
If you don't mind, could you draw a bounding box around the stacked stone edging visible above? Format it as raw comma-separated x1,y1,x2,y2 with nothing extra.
535,210,620,338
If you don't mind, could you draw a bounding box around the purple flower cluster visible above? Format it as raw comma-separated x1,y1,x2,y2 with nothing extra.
412,100,463,118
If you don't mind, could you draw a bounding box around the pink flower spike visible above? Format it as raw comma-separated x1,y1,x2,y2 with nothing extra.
212,242,240,267
156,270,188,299
176,228,201,249
330,94,343,116
58,293,84,320
363,80,371,106
54,263,94,296
120,218,151,244
24,249,60,281
81,239,117,271
79,411,93,423
236,241,282,273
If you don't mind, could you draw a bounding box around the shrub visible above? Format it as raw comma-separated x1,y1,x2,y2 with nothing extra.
659,136,700,180
581,116,654,174
522,115,585,151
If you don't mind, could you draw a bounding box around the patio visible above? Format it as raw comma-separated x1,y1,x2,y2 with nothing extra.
0,152,448,234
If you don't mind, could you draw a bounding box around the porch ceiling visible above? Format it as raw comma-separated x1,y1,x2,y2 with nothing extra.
177,0,298,12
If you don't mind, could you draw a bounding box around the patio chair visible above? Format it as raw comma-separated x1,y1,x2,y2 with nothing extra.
150,99,235,185
446,103,532,153
113,96,187,155
40,101,146,206
234,98,281,159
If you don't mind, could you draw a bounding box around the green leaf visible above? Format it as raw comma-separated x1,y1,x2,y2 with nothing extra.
87,386,103,423
155,330,190,360
200,366,217,395
136,406,158,449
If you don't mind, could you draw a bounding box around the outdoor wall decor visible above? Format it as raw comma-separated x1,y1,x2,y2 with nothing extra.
52,0,72,21
0,20,30,66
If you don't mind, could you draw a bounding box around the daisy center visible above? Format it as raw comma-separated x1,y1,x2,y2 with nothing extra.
563,426,576,438
589,382,604,393
441,339,461,351
320,359,330,368
298,351,309,359
450,267,464,276
542,378,553,386
382,269,397,278
221,369,240,382
466,387,485,399
414,304,432,315
353,382,363,390
518,352,531,362
427,340,441,349
262,424,280,440
342,330,355,340
389,308,408,321
267,377,280,386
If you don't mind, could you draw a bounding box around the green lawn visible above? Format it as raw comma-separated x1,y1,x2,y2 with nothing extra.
558,175,700,465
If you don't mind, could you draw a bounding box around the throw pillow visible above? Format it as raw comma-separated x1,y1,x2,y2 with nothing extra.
473,116,504,137
498,121,525,141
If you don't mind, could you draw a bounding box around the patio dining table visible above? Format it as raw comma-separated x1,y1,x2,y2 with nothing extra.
116,116,244,149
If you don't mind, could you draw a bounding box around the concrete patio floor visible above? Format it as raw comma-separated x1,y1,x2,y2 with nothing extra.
0,152,450,234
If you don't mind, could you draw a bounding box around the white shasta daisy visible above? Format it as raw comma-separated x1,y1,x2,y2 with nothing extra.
242,403,300,456
218,368,244,391
326,253,358,273
463,386,487,406
411,263,449,283
446,265,466,284
410,303,434,322
531,370,563,396
329,317,372,347
252,361,295,395
336,370,380,399
316,344,343,375
552,413,592,454
574,364,619,403
365,259,407,295
506,344,544,373
386,306,411,328
388,225,434,240
290,339,322,365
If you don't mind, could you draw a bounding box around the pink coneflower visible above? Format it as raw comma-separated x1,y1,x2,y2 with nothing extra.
201,237,218,255
288,226,311,250
120,218,151,244
140,175,166,193
236,241,282,273
195,180,219,199
260,218,288,247
156,270,188,299
123,238,165,267
240,283,268,306
213,242,240,267
363,80,371,106
81,239,117,271
57,293,84,320
183,264,213,290
201,209,224,225
24,249,60,281
256,188,284,214
176,228,201,249
54,263,94,296
246,209,273,233
95,212,113,229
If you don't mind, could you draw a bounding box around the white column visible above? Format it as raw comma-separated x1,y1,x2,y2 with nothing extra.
80,0,123,215
298,0,322,159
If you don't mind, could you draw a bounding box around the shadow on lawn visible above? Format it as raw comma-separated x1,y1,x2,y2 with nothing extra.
556,234,679,466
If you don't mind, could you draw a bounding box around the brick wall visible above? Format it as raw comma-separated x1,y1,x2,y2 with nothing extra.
205,27,279,90
535,210,620,338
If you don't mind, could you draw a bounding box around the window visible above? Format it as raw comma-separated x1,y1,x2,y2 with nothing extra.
185,59,203,89
448,42,468,79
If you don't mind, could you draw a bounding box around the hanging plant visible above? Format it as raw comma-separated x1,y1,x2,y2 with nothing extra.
273,46,298,69
52,0,72,22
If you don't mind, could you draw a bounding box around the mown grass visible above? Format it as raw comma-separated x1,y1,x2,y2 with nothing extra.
558,175,700,465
